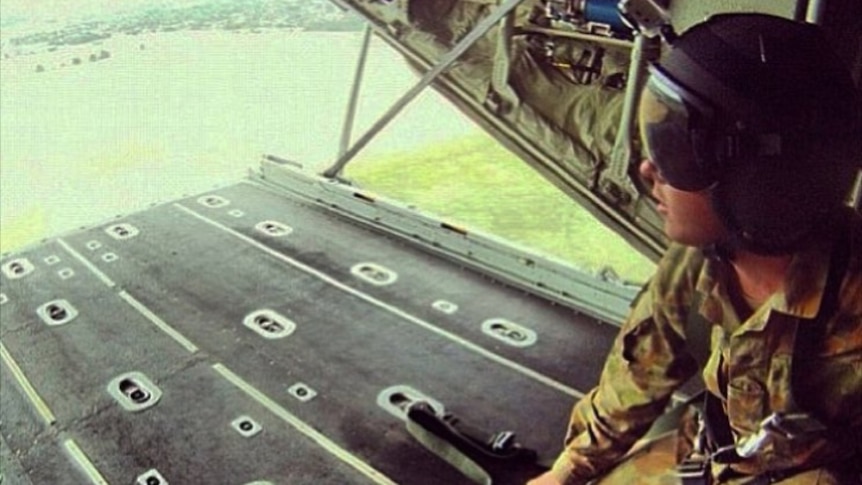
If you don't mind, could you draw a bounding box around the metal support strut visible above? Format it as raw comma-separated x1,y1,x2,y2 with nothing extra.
322,0,527,179
339,24,373,158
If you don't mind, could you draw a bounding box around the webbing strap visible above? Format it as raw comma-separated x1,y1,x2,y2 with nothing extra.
489,9,520,113
701,219,854,464
406,415,492,485
685,289,711,376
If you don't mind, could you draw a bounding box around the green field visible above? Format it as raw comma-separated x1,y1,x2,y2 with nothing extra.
347,134,655,283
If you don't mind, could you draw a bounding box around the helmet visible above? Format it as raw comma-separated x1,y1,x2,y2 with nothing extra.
638,13,861,254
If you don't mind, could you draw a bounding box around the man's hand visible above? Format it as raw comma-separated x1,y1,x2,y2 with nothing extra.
526,471,563,485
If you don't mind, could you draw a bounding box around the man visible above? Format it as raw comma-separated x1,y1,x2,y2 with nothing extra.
529,13,861,485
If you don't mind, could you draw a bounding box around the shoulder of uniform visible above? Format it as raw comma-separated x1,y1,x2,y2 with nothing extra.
652,244,706,292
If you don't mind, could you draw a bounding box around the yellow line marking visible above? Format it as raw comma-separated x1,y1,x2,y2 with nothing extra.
177,203,583,399
0,342,57,425
57,238,116,288
118,291,199,353
212,363,397,485
63,439,109,485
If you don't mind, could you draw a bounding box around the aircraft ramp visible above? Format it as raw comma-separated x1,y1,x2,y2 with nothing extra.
1,170,626,484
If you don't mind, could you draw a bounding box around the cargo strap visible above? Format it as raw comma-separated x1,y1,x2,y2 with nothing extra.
405,401,545,485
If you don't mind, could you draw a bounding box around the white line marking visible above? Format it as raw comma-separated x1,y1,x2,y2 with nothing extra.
119,291,199,354
57,239,116,288
176,203,583,399
0,342,57,425
63,439,109,485
212,363,397,485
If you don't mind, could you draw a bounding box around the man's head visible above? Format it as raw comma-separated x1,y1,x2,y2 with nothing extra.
638,13,860,254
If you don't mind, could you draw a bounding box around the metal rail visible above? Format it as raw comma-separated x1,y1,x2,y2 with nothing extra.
322,0,527,178
339,25,373,158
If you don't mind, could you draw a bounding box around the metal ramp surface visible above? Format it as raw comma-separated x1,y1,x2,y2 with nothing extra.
1,176,622,485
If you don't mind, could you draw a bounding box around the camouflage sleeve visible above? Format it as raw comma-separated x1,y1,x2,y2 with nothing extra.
549,258,699,484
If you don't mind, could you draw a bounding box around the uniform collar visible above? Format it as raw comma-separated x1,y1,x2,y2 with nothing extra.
695,237,832,327
772,238,832,319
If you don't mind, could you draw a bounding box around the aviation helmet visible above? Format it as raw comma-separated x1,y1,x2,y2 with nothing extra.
638,13,861,254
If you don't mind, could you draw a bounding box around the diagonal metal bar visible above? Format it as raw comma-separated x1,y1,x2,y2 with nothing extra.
608,33,648,183
339,24,373,157
322,0,526,178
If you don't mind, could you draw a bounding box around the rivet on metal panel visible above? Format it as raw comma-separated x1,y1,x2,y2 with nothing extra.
351,263,397,286
136,469,168,485
242,309,296,340
231,416,262,438
86,240,102,251
44,255,61,265
288,383,317,402
101,252,119,263
254,220,293,237
58,268,75,280
228,209,245,218
377,385,445,421
105,223,140,240
37,299,78,326
197,195,230,208
432,300,459,314
481,318,538,348
2,258,35,279
107,372,162,412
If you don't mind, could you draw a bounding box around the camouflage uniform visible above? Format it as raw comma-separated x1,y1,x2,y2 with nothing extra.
549,211,862,484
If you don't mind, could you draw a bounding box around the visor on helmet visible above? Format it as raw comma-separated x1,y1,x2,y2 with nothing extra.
638,70,717,191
